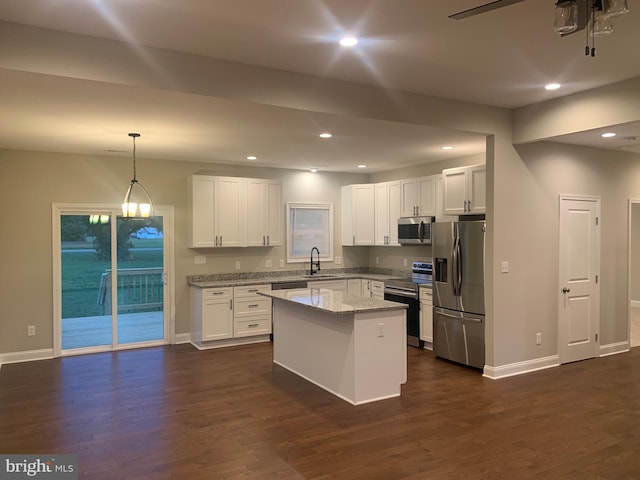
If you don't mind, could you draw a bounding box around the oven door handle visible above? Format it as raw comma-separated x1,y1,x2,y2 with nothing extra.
384,289,418,299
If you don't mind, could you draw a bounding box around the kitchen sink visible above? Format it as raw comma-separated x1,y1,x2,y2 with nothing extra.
301,274,338,279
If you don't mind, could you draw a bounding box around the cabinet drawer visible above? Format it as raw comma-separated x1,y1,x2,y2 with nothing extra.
420,287,432,302
234,317,271,337
234,284,271,298
234,297,271,317
202,287,232,300
371,281,384,294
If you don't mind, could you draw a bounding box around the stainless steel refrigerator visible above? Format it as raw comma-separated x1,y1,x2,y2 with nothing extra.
432,221,485,369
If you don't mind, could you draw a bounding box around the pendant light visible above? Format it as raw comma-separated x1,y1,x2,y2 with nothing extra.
554,0,579,34
122,133,153,219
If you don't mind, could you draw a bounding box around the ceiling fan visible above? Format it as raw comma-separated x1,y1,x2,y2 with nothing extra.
448,0,527,20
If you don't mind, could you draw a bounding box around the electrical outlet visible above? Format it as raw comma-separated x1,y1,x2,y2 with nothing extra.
235,261,241,270
265,259,272,268
501,261,509,273
27,325,36,337
536,333,542,345
194,255,206,265
376,257,380,265
377,323,385,338
403,258,408,267
335,256,342,265
279,259,284,268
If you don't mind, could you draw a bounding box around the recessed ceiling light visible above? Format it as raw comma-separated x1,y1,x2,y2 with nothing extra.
339,36,358,47
310,167,318,173
357,164,367,168
319,132,333,139
246,155,257,160
601,132,617,138
441,146,454,150
545,83,562,91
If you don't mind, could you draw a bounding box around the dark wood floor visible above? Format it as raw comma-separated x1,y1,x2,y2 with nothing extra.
2,344,640,479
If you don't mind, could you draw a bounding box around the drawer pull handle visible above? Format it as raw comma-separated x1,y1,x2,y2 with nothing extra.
248,323,259,327
248,304,259,308
248,289,259,293
212,292,224,295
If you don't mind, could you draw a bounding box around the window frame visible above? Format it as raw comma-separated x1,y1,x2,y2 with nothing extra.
285,202,334,264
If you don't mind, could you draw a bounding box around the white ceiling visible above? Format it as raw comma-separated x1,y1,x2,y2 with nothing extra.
0,0,639,172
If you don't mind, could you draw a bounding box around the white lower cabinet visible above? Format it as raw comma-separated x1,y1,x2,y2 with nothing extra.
233,284,272,337
191,287,234,343
358,279,384,299
190,284,271,348
347,278,362,295
419,287,433,349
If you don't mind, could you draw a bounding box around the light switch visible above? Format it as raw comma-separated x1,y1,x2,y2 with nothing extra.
194,255,206,265
500,261,509,273
265,259,272,268
335,256,342,265
235,261,241,270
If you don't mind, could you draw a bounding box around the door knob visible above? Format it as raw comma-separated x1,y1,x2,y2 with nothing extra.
562,287,571,293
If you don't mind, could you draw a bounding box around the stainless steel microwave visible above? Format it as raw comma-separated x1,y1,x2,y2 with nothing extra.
398,216,434,245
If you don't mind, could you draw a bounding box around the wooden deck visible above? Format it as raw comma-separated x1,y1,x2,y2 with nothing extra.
62,311,164,349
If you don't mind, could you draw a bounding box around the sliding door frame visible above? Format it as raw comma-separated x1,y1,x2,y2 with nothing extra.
52,203,175,357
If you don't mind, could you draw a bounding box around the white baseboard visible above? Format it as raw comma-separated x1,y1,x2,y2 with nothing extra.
631,300,640,308
174,333,191,345
190,335,271,351
599,341,629,357
483,355,560,380
0,348,55,370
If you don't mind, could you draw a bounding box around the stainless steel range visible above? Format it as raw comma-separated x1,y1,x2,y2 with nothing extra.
384,261,432,347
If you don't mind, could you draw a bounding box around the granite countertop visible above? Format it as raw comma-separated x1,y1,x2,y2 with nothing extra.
188,272,407,289
259,288,408,315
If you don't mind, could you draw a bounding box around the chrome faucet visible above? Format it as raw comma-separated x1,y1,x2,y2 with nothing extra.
310,247,320,276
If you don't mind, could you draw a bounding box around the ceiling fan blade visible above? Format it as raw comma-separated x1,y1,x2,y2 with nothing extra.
449,0,527,20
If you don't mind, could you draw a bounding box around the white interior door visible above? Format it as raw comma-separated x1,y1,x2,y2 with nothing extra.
558,195,600,364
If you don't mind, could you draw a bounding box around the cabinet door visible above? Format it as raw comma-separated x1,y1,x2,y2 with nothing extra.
266,180,283,246
342,184,375,246
387,181,401,246
202,292,233,341
216,177,247,247
361,279,372,298
246,179,267,247
190,176,216,247
434,174,444,222
442,167,468,215
347,278,362,295
374,182,390,245
400,179,418,217
467,165,486,214
417,176,436,216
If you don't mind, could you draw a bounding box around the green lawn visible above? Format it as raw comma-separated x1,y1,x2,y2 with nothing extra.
61,243,163,318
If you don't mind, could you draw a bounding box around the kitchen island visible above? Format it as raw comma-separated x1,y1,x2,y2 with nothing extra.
259,288,407,405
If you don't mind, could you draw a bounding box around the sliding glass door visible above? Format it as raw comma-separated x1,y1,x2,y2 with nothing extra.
57,208,167,353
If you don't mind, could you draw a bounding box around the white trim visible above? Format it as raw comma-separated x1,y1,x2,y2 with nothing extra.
174,333,191,345
630,300,640,309
0,349,55,368
482,355,560,380
52,203,175,356
628,199,640,353
598,341,629,357
190,335,271,350
285,202,334,263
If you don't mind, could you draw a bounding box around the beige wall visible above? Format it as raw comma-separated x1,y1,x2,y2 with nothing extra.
0,149,369,354
513,142,640,356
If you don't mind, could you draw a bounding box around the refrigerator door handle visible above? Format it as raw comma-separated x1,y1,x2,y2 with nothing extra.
434,308,483,322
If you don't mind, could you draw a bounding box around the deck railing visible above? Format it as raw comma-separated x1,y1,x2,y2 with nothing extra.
97,267,164,314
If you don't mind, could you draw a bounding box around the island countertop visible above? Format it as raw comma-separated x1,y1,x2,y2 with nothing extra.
259,288,408,315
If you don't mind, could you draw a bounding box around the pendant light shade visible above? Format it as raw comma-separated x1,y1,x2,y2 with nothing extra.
554,0,578,34
592,9,614,36
604,0,629,18
122,133,153,219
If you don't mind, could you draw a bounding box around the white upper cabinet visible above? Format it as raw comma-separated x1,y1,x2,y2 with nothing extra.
442,164,486,215
434,174,444,222
400,176,436,217
246,178,283,247
342,184,375,246
189,175,282,248
375,181,401,246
